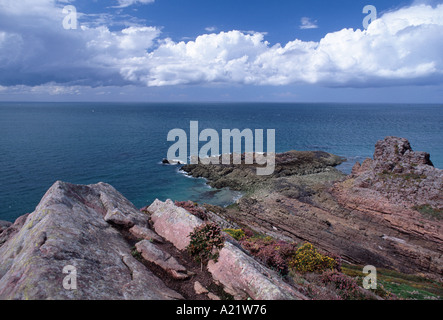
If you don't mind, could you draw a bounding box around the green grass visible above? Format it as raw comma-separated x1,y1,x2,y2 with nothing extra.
413,205,442,221
341,264,442,300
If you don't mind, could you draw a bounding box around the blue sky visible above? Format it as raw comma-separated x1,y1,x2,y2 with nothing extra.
0,0,442,102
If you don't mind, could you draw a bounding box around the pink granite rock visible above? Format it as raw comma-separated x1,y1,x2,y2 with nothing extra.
148,199,203,250
0,181,182,300
207,242,308,300
135,240,189,280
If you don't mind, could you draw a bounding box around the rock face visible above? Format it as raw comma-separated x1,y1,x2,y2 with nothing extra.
345,136,442,210
147,199,308,300
0,181,182,300
148,199,203,251
184,137,442,280
129,225,164,243
332,136,443,278
0,182,309,300
0,221,12,234
135,240,189,280
207,242,307,300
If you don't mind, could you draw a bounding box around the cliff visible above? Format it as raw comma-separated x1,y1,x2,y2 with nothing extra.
0,136,441,300
182,137,442,280
0,182,307,300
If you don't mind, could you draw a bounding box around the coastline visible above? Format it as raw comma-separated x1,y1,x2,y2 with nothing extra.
0,136,441,300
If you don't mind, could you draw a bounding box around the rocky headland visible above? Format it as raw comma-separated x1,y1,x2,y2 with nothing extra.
182,137,442,280
0,136,441,300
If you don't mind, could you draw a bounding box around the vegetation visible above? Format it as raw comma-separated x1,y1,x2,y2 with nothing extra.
342,264,442,300
321,270,366,300
187,222,225,264
131,246,143,261
413,204,442,220
223,228,246,241
175,201,208,220
289,242,339,274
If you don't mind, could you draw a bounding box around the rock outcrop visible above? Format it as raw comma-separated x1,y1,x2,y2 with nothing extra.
148,199,203,251
1,137,440,300
182,151,345,192
0,182,309,300
0,181,182,300
0,221,12,234
207,241,307,300
147,199,308,300
344,136,442,210
332,136,442,278
183,137,442,280
135,240,189,280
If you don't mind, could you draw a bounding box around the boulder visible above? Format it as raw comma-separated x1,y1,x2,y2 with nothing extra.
148,199,203,250
99,184,149,228
207,242,308,300
0,181,183,300
194,281,208,295
129,225,164,243
135,240,189,280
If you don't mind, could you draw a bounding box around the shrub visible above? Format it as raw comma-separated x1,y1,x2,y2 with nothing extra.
223,228,246,241
289,243,339,274
175,201,208,221
187,223,225,264
321,270,365,300
241,236,298,275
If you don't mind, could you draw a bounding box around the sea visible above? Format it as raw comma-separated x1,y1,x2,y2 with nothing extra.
0,102,442,222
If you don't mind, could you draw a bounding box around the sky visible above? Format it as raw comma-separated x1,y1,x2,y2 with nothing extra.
0,0,442,102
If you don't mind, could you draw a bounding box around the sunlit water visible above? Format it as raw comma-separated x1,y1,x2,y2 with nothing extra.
0,102,441,222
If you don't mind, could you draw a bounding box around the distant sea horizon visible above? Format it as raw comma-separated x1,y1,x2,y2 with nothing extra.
0,102,442,222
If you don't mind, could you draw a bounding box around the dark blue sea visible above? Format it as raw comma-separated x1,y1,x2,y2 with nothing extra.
0,102,442,222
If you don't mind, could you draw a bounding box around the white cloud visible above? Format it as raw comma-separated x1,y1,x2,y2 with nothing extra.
113,0,155,9
205,26,217,32
300,17,318,30
0,1,442,90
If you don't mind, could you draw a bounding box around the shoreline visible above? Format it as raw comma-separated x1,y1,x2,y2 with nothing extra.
0,136,441,300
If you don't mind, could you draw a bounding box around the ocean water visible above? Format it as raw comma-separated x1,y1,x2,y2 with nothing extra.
0,102,442,222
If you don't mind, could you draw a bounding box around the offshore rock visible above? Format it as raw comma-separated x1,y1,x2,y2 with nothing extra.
182,151,345,192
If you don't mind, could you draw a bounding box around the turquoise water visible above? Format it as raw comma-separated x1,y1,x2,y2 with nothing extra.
0,102,442,222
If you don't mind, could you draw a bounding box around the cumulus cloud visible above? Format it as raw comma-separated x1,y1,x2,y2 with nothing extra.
0,1,442,90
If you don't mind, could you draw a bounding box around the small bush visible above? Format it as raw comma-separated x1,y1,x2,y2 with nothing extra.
289,243,339,274
321,270,365,300
241,236,298,275
175,201,208,221
224,229,246,241
187,223,225,264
